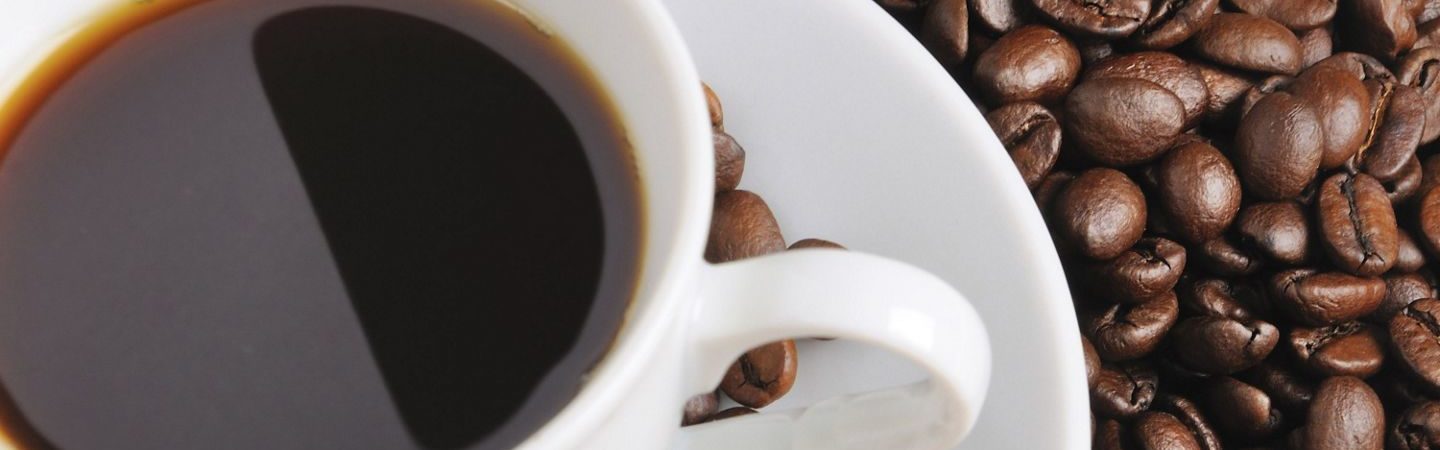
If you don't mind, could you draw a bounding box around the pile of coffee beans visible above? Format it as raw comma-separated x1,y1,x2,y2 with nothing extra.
679,83,847,426
880,0,1440,448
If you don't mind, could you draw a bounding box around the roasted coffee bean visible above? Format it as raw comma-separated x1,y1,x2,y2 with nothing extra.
920,0,970,70
1339,0,1418,61
1076,38,1115,66
1421,155,1440,198
1191,13,1303,75
1396,230,1429,273
1397,46,1440,145
1302,376,1385,450
986,102,1061,188
1084,237,1186,302
1374,366,1440,414
681,391,719,426
972,25,1080,106
1029,0,1148,39
1374,272,1439,323
704,407,757,422
1235,91,1324,200
1196,236,1265,276
1134,412,1204,450
970,0,1032,33
1300,25,1336,68
1386,156,1425,204
720,340,798,408
1085,291,1180,361
1290,65,1373,170
1359,81,1425,182
1086,334,1102,389
1182,278,1260,321
1229,0,1337,31
1093,361,1159,418
1171,316,1279,374
1034,169,1074,209
1314,52,1397,82
1271,269,1387,326
1236,201,1313,266
1086,52,1210,128
1391,401,1440,449
1065,78,1186,167
1155,395,1223,450
1242,361,1316,417
1239,75,1295,120
1417,186,1440,259
704,82,724,130
714,131,746,193
1094,419,1126,450
1317,172,1401,276
1053,168,1148,259
1195,62,1257,126
1289,321,1387,378
1151,142,1242,243
1203,376,1285,442
1390,299,1440,391
706,190,785,263
788,238,845,250
1131,0,1219,50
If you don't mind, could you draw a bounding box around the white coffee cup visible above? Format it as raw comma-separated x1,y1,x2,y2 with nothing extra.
0,0,992,449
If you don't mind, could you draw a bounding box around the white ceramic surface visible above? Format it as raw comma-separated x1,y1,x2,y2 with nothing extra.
0,1,994,449
663,0,1089,449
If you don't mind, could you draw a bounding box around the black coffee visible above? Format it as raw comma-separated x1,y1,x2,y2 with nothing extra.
0,1,639,449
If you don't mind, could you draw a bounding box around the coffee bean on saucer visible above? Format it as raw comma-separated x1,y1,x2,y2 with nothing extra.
720,340,798,408
706,190,785,263
985,102,1061,189
972,25,1080,106
1302,376,1385,450
681,391,719,426
713,131,747,193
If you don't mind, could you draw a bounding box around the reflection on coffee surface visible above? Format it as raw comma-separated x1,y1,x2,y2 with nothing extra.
0,1,640,449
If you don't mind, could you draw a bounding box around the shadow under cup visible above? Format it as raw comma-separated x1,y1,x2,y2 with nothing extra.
0,1,650,449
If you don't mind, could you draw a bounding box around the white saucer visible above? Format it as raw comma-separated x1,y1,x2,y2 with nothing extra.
663,0,1088,448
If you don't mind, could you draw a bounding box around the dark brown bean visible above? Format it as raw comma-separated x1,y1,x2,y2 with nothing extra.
1300,25,1335,68
1093,361,1159,418
1391,299,1440,391
1203,376,1285,442
1134,412,1204,450
1191,13,1303,75
1181,278,1261,321
1358,81,1424,182
1084,237,1186,303
1029,0,1149,39
986,102,1062,188
1085,334,1102,389
1094,419,1126,450
1196,236,1264,276
1228,0,1338,31
1236,201,1313,266
1085,291,1179,361
788,238,845,250
1395,229,1427,273
714,131,746,193
1239,75,1295,120
1420,186,1440,260
681,391,719,426
1396,46,1440,145
1314,52,1397,82
1053,168,1148,260
719,340,798,408
1271,269,1387,326
1373,272,1437,323
971,0,1033,33
1242,361,1316,417
1171,316,1280,374
920,0,970,70
1065,78,1186,167
1195,62,1257,125
972,25,1081,106
1290,65,1373,170
1235,91,1324,200
1289,321,1387,378
1155,395,1223,450
1390,401,1440,449
1317,172,1401,276
1086,52,1210,128
1302,376,1385,450
1339,0,1418,61
1130,0,1219,50
1152,142,1241,243
1386,155,1424,204
706,190,785,263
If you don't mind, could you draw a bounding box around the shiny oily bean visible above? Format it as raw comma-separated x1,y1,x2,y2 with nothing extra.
1192,13,1303,75
681,391,719,426
1236,201,1312,266
1289,322,1387,378
1300,25,1335,68
1171,316,1279,375
1181,278,1260,321
1359,82,1424,182
1084,237,1186,303
1154,142,1240,243
1092,361,1159,418
1374,272,1438,323
1242,361,1315,417
1131,0,1218,50
1290,65,1372,170
919,0,969,70
706,190,784,263
1239,75,1294,120
1271,269,1386,326
972,25,1081,106
1196,236,1264,276
1386,155,1424,204
719,340,798,408
1235,91,1324,200
1086,52,1210,128
1314,52,1396,82
1065,78,1186,167
1397,46,1440,145
1417,186,1440,259
1155,395,1223,450
1053,168,1148,260
1371,367,1439,414
1084,291,1179,361
1391,401,1440,450
1303,377,1385,450
1229,0,1337,31
1340,0,1418,61
1204,376,1285,442
1395,230,1428,273
1194,62,1256,126
1390,299,1440,391
986,102,1061,189
714,131,746,193
971,0,1032,33
1317,172,1400,277
1029,0,1149,39
1134,412,1203,450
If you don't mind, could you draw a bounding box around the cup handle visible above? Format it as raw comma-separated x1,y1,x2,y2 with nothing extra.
677,249,990,450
